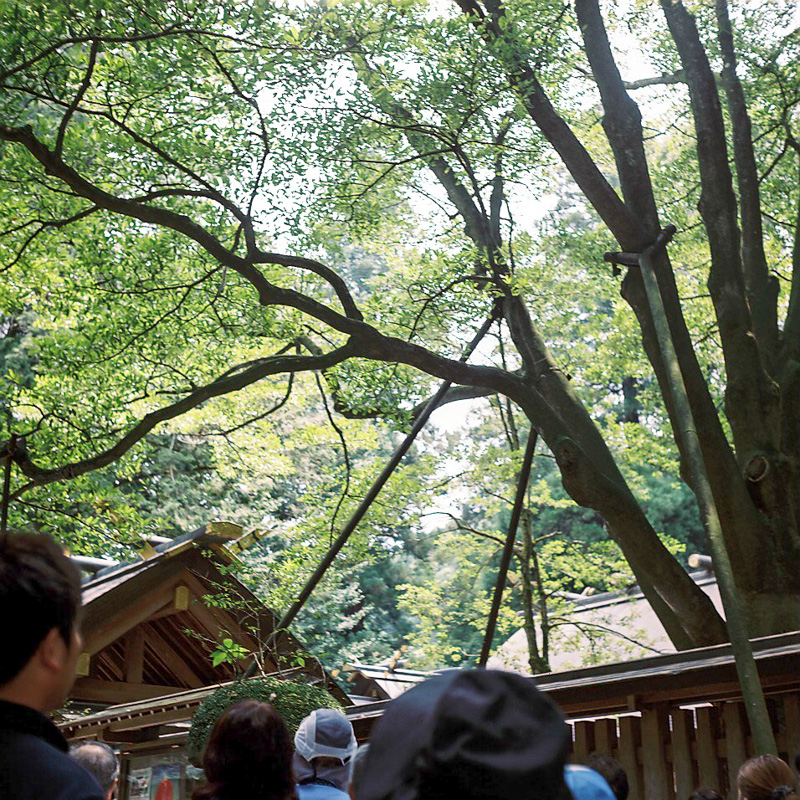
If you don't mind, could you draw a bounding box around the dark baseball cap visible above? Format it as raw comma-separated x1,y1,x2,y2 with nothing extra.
357,669,570,800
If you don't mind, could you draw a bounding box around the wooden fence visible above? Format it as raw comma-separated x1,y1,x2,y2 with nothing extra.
565,692,799,800
347,632,799,799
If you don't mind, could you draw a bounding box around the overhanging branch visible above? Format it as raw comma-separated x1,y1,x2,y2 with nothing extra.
8,344,356,497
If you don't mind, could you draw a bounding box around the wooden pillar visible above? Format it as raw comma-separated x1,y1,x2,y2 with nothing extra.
671,708,698,800
124,628,145,684
782,694,799,766
642,705,673,800
619,716,644,800
696,706,722,791
574,720,596,764
595,718,618,756
724,703,748,799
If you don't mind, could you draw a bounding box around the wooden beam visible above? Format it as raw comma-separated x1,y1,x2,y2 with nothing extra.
71,678,184,704
76,653,91,678
144,626,204,688
102,727,162,744
174,584,190,611
108,707,195,732
114,734,189,754
146,584,191,621
124,628,145,684
84,582,176,655
206,521,243,540
102,725,188,744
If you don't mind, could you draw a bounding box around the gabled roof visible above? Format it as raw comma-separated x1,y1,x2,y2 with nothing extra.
491,569,722,673
342,663,445,701
79,521,244,602
71,522,348,707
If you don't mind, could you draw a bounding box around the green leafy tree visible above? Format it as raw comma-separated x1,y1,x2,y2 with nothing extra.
1,0,797,651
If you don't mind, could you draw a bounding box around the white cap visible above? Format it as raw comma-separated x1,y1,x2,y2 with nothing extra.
294,709,357,764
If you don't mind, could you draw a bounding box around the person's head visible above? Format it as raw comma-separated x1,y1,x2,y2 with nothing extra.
565,765,617,800
0,531,83,711
349,743,370,800
70,741,119,800
738,756,798,800
294,708,358,791
688,789,723,800
586,753,629,800
356,669,571,800
194,700,296,800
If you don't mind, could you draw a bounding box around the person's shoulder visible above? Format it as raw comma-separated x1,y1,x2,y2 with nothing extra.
0,730,104,799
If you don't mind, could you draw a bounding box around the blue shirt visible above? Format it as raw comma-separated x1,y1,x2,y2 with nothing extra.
565,765,616,800
297,781,351,800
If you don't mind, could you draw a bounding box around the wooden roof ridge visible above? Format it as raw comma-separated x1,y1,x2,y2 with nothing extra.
551,569,717,614
81,521,243,592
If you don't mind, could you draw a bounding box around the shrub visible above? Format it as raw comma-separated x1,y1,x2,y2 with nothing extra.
187,677,342,765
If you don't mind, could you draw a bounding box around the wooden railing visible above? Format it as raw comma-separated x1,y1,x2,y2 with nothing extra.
347,631,800,800
565,692,799,800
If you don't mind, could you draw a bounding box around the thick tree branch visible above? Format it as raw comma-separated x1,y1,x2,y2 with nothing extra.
8,345,356,497
0,124,366,334
571,0,765,575
658,0,781,464
624,71,685,90
452,0,646,251
575,0,660,236
253,251,363,321
714,0,779,360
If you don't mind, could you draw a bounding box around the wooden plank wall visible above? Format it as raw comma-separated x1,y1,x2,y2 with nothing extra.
565,692,800,800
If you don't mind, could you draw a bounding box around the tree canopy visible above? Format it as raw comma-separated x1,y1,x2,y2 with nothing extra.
1,0,798,651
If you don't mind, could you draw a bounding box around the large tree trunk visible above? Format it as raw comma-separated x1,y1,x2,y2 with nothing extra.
451,0,800,637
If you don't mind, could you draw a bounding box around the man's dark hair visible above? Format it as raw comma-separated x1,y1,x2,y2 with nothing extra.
0,532,82,684
586,753,629,800
70,742,120,794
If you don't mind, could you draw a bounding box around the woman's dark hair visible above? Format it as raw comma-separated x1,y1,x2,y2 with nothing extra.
586,753,629,800
689,788,723,800
193,700,297,800
738,756,798,800
0,532,82,685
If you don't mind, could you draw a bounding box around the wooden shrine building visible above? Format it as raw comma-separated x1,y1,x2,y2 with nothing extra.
62,522,347,799
69,521,347,708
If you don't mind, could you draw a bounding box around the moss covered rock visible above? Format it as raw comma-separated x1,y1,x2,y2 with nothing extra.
187,678,342,765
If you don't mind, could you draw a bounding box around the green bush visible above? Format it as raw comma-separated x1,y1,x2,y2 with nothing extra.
187,677,342,765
